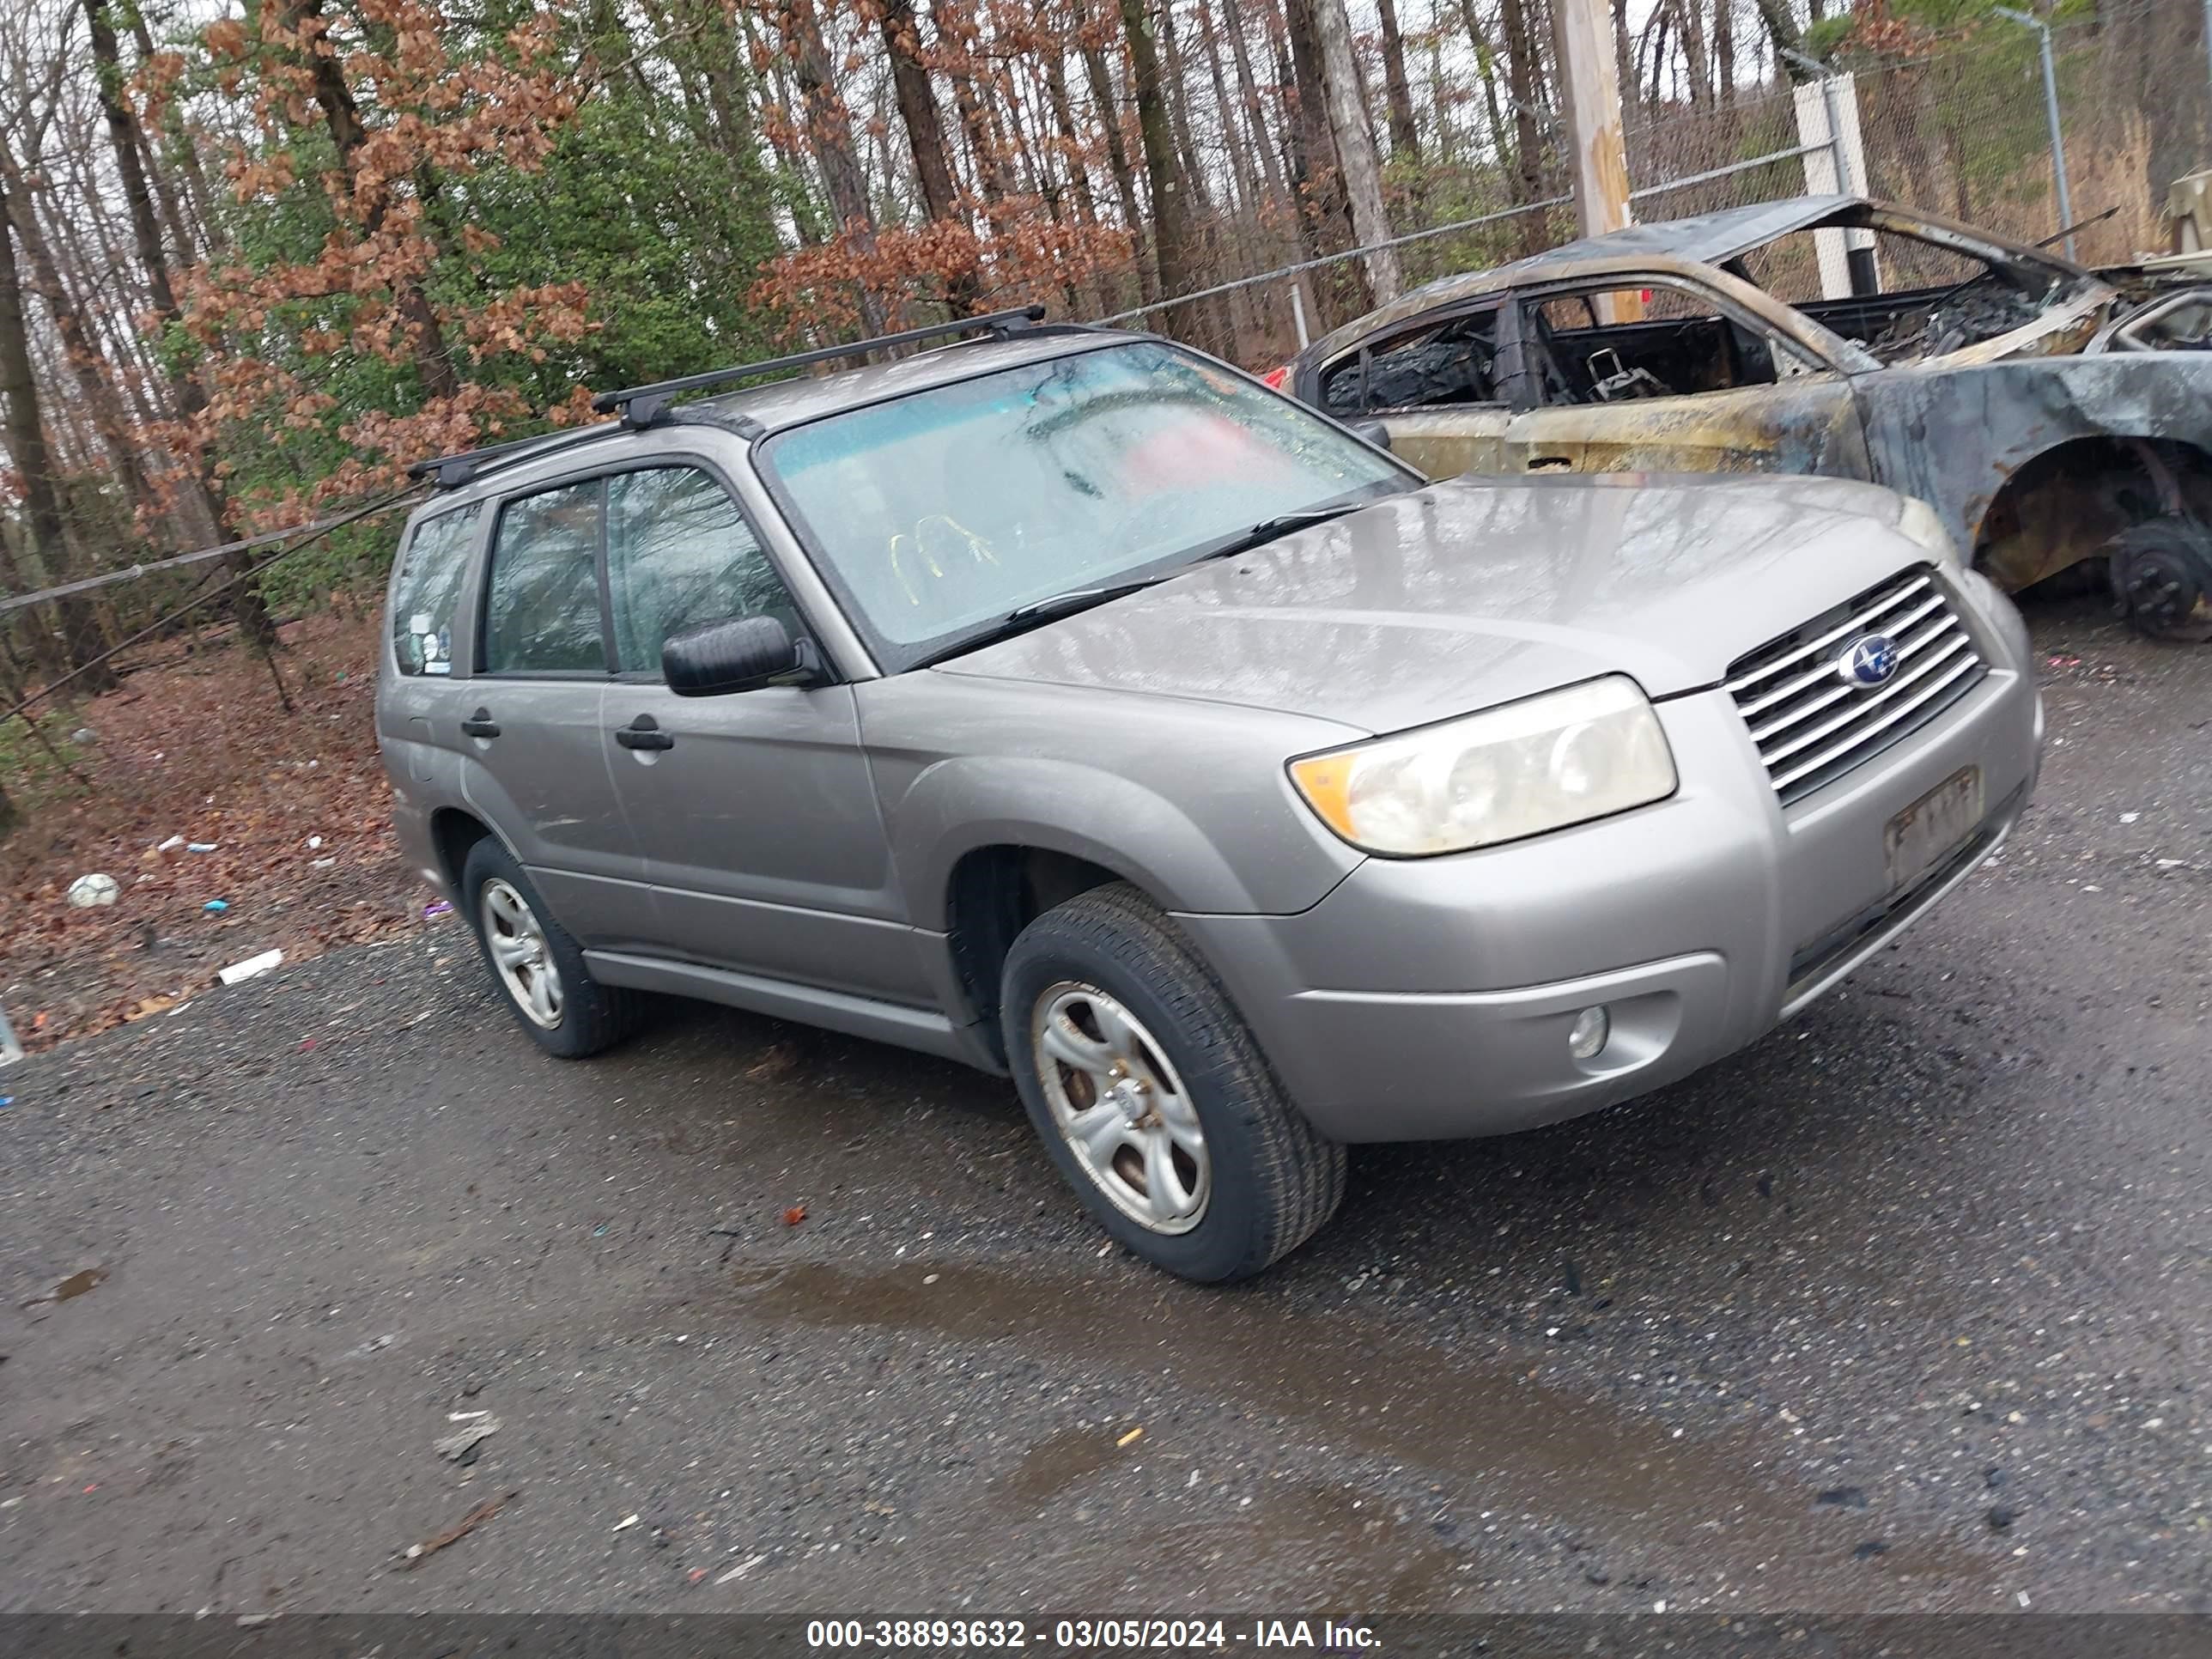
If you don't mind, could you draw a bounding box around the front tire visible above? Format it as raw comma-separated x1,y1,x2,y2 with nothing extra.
1001,883,1345,1282
459,838,641,1058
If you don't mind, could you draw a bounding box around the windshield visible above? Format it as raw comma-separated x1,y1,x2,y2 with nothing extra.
760,340,1412,668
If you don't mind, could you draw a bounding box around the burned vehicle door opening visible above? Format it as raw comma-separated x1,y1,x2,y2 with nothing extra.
1498,273,1873,481
1288,195,2212,641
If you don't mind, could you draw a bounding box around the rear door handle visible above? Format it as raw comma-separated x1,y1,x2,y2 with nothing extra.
1527,454,1575,471
615,714,676,752
460,708,501,738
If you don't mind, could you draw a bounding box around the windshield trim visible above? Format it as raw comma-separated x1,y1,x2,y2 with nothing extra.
749,338,1423,674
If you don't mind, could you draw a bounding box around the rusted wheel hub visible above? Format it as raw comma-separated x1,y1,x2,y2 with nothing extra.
2109,516,2212,644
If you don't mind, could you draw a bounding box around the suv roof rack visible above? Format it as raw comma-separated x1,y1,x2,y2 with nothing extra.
408,422,623,491
590,305,1063,429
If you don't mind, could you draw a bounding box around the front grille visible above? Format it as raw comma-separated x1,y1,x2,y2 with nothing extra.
1725,565,1987,805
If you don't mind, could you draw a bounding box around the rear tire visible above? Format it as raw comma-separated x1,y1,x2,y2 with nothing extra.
459,837,642,1058
1001,882,1345,1282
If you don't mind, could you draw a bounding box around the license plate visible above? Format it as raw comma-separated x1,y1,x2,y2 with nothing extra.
1885,766,1984,894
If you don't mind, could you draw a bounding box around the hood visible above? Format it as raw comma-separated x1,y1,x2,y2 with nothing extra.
934,472,1930,736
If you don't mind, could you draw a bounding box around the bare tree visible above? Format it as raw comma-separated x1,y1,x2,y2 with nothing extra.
1310,0,1399,298
0,167,116,691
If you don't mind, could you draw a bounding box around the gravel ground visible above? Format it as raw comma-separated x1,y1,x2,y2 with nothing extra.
0,599,2205,1623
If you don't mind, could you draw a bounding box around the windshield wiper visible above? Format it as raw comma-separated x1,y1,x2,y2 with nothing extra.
1189,500,1369,562
961,499,1381,650
1002,575,1167,623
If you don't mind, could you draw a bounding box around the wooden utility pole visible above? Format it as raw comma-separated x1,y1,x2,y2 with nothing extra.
1552,0,1638,316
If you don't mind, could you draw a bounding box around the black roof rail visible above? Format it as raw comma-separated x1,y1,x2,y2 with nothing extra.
590,305,1058,429
406,422,624,491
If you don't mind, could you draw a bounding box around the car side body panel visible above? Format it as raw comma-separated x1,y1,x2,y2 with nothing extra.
1855,352,2212,588
1507,376,1873,480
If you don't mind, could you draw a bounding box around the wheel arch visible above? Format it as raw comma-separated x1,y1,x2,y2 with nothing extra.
1968,433,2212,590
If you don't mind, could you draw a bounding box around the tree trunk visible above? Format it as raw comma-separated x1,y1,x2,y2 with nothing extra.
1043,46,1104,230
281,0,464,400
783,0,890,334
1085,19,1159,302
1455,0,1508,162
1755,0,1810,80
1155,0,1215,216
878,0,984,310
1281,0,1371,321
0,172,115,693
1498,0,1551,255
1222,0,1290,204
1198,0,1264,218
0,139,155,523
1311,0,1399,299
1119,0,1204,307
1674,0,1713,104
939,0,1018,208
1715,0,1735,98
1374,0,1423,163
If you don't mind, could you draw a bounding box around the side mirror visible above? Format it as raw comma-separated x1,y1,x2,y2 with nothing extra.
662,615,816,696
1352,418,1393,453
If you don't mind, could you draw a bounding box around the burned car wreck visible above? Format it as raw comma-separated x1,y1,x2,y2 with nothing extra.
1288,195,2212,641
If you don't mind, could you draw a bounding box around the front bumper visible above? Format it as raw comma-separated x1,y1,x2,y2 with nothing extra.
1180,602,2042,1144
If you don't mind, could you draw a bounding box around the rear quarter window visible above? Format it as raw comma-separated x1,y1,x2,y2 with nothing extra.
389,504,481,676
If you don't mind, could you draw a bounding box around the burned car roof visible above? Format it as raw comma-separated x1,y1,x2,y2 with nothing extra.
1316,196,2092,367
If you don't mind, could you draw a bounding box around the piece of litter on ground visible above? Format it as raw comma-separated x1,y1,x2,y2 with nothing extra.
185,842,218,854
203,899,229,915
399,1491,513,1568
612,1513,641,1532
2156,859,2185,869
307,836,324,849
434,1416,501,1461
2119,811,2140,823
65,874,119,908
921,1273,939,1285
714,1553,769,1585
1116,1425,1145,1448
156,836,185,854
422,900,453,920
0,1098,12,1110
447,1410,492,1422
218,950,284,986
781,1206,806,1227
310,857,337,870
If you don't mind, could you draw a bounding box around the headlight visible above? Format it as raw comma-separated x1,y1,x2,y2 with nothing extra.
1288,676,1677,856
1893,495,1961,566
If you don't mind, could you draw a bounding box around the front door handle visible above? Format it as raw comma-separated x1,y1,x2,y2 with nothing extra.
1527,454,1576,471
615,714,676,752
460,708,501,738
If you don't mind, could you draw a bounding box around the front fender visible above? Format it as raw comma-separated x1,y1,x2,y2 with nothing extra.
1858,354,2212,568
888,754,1357,930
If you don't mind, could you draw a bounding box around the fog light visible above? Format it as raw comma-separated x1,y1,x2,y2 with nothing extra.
1568,1005,1611,1060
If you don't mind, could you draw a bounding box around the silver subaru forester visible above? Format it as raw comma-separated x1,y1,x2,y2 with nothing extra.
376,311,2041,1281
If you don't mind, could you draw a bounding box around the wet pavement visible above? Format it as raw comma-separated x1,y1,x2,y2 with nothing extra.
0,599,2206,1619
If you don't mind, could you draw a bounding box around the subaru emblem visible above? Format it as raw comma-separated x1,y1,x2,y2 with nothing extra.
1836,634,1900,688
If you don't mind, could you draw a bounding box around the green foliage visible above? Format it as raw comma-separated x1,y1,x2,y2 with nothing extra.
456,93,787,395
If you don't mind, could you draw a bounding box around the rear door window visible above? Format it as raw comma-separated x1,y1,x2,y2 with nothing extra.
482,481,610,675
389,504,480,676
605,467,799,674
1322,307,1502,415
